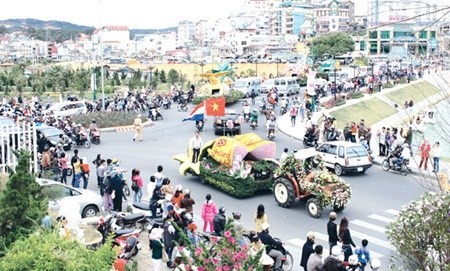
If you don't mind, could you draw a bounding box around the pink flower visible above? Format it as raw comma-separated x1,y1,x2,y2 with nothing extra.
224,230,232,238
216,267,222,271
195,247,203,257
212,257,219,265
223,265,231,271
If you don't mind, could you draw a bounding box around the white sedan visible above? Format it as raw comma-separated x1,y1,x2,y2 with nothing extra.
37,178,103,218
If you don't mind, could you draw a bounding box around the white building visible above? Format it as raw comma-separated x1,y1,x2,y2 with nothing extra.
177,21,196,47
92,25,130,44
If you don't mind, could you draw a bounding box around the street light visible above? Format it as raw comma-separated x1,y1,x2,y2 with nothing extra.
350,64,357,79
148,66,153,91
276,59,281,77
333,68,337,86
255,59,258,77
199,62,205,74
370,61,375,81
386,60,390,82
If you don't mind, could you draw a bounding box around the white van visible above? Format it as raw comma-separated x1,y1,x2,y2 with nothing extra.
273,77,300,96
233,77,261,97
44,101,87,118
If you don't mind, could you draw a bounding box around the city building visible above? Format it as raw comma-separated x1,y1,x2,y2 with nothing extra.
311,0,355,35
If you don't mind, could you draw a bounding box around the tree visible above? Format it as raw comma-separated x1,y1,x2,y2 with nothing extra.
0,150,48,254
312,32,354,60
0,230,116,270
386,192,450,271
167,69,180,86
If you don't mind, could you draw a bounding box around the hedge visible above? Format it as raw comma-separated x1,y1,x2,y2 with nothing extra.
192,90,245,105
72,111,148,128
199,157,276,198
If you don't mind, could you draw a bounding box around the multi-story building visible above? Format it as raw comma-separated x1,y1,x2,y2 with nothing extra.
311,0,355,35
92,25,130,44
177,21,196,47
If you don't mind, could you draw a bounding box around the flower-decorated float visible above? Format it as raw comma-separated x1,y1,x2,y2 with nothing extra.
173,133,278,198
273,149,352,218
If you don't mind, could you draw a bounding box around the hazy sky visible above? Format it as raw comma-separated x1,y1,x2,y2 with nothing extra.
1,0,368,29
0,0,247,29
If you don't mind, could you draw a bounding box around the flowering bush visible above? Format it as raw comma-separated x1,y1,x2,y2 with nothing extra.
72,111,148,128
175,220,263,271
386,192,450,271
275,155,352,209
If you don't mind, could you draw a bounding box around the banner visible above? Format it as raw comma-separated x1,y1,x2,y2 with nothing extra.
306,71,317,95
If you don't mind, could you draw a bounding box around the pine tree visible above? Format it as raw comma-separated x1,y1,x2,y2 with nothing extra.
0,150,48,254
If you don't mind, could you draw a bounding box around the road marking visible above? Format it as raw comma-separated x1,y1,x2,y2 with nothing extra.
351,219,386,233
385,209,399,216
368,214,394,223
286,238,384,259
350,229,394,250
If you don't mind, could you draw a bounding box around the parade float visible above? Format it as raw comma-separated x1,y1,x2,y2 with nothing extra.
173,133,278,198
196,63,235,97
273,149,352,218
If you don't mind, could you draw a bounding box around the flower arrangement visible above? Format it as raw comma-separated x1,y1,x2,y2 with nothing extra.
229,154,252,179
275,155,352,209
174,220,264,271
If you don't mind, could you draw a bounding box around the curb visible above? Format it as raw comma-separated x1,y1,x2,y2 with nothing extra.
98,120,154,133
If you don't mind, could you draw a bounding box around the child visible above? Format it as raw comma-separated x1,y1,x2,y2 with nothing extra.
355,239,371,271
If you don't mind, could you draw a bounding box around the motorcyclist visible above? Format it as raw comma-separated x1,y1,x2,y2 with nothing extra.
89,120,99,138
232,212,249,246
305,124,319,145
266,117,276,137
195,118,205,130
250,109,258,127
397,143,411,167
242,102,251,121
213,206,226,236
388,145,403,168
258,223,284,271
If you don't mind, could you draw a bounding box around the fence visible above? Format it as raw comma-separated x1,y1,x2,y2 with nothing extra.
0,122,38,173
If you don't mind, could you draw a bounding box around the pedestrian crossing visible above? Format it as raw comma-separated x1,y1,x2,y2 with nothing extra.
286,209,399,259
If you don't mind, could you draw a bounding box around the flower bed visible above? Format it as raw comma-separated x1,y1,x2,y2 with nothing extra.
199,157,277,198
72,111,148,128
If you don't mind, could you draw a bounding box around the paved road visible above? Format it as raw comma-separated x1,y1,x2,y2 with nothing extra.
71,97,426,270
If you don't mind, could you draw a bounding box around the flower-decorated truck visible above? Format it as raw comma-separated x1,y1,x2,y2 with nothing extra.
173,133,279,198
273,149,352,218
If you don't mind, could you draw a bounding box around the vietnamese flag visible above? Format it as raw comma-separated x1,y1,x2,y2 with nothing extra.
205,97,226,116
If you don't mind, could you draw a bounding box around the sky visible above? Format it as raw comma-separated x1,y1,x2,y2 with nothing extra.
0,0,247,29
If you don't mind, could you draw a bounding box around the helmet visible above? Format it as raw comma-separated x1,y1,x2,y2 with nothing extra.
348,255,358,265
252,108,257,112
184,188,190,195
219,206,226,214
91,120,96,123
402,143,409,148
232,212,241,219
370,258,381,269
260,223,270,231
184,213,193,221
175,184,183,192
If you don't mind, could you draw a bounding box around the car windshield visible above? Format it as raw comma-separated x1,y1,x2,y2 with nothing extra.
40,128,61,137
346,146,368,158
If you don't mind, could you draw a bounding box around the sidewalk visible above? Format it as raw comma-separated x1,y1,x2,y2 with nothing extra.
277,71,450,178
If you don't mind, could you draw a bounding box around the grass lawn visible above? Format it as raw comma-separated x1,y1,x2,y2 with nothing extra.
330,98,398,129
385,81,440,106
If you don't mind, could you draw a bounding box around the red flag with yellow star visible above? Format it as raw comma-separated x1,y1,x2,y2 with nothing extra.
205,97,225,116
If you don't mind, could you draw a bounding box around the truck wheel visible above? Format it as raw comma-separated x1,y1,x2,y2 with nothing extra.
273,178,296,208
306,198,323,218
334,164,343,176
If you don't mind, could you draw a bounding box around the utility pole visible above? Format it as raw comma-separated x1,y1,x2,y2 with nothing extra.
99,0,105,110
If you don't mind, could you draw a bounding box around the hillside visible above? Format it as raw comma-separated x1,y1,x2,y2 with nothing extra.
0,18,176,42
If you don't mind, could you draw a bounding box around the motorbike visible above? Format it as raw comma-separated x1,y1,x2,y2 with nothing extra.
303,135,318,148
267,129,276,140
117,235,140,261
243,112,250,122
250,120,258,130
149,108,163,121
178,101,188,112
162,99,171,110
68,131,91,149
272,237,293,271
381,155,411,176
196,120,205,132
90,130,101,145
280,106,287,115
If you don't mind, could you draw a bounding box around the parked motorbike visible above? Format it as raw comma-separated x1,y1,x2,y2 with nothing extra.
117,235,140,261
90,130,101,145
381,156,411,176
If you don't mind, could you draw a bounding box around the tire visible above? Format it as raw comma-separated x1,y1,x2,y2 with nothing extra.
381,160,390,171
82,205,99,218
306,198,323,218
63,145,71,151
333,204,345,212
84,141,91,149
282,251,294,271
131,246,139,257
123,184,130,196
334,164,343,176
400,164,408,176
273,178,296,208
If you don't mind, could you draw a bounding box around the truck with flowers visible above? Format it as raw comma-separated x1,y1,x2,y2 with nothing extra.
273,150,352,218
173,133,279,198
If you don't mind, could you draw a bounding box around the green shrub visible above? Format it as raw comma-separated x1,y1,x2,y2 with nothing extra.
350,92,364,99
72,111,148,128
199,157,276,198
384,82,394,89
192,90,245,105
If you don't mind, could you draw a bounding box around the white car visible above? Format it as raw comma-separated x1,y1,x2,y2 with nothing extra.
315,141,373,176
37,178,103,218
43,101,87,118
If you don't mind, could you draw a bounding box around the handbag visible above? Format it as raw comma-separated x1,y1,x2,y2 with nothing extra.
161,248,169,263
66,168,73,176
131,181,139,192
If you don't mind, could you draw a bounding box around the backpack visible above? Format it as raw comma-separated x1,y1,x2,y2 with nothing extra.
103,176,112,194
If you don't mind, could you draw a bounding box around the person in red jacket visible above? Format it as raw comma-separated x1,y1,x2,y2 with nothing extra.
419,139,431,170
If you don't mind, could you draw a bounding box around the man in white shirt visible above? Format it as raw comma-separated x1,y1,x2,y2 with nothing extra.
189,131,203,163
280,148,289,164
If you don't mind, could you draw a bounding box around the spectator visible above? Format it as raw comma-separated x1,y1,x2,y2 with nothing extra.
327,211,339,254
355,239,371,271
307,245,324,271
418,139,431,171
430,142,441,173
254,204,268,233
300,231,316,271
201,194,217,232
